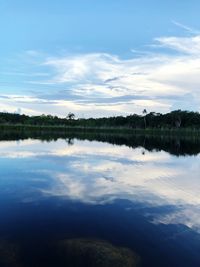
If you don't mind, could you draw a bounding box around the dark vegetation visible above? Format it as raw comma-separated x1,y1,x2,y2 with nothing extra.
0,110,200,129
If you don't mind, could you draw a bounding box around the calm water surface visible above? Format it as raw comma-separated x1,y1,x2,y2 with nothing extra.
0,135,200,266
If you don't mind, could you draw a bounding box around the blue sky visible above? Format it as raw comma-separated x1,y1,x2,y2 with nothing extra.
1,0,200,117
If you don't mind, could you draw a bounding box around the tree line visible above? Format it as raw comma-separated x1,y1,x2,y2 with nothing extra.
0,110,200,129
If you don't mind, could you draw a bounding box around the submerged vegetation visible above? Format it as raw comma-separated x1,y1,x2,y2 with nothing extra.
0,110,200,130
56,239,140,267
0,239,140,267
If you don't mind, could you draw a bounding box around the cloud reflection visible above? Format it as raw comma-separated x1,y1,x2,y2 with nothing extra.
0,138,200,232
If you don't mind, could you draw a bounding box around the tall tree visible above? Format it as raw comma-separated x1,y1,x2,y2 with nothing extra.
143,109,147,129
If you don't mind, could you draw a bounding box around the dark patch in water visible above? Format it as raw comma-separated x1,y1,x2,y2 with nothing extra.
0,241,20,267
0,239,140,267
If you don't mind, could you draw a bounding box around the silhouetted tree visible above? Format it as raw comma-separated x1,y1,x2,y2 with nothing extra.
67,112,75,120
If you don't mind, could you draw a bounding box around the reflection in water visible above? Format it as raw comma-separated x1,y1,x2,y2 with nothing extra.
0,129,200,156
0,132,200,266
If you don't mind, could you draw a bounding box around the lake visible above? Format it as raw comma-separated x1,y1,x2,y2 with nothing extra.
0,132,200,267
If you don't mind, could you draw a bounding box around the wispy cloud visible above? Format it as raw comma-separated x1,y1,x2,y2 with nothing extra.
172,20,200,35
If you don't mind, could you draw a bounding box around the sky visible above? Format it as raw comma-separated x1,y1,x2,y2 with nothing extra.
0,0,200,117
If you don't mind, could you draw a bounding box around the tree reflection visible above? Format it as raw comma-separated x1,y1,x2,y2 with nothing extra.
0,129,200,156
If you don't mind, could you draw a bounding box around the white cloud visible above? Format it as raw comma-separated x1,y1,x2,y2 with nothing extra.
1,31,200,116
37,33,200,114
155,35,200,54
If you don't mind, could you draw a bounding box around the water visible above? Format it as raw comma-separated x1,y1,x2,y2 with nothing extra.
0,133,200,267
